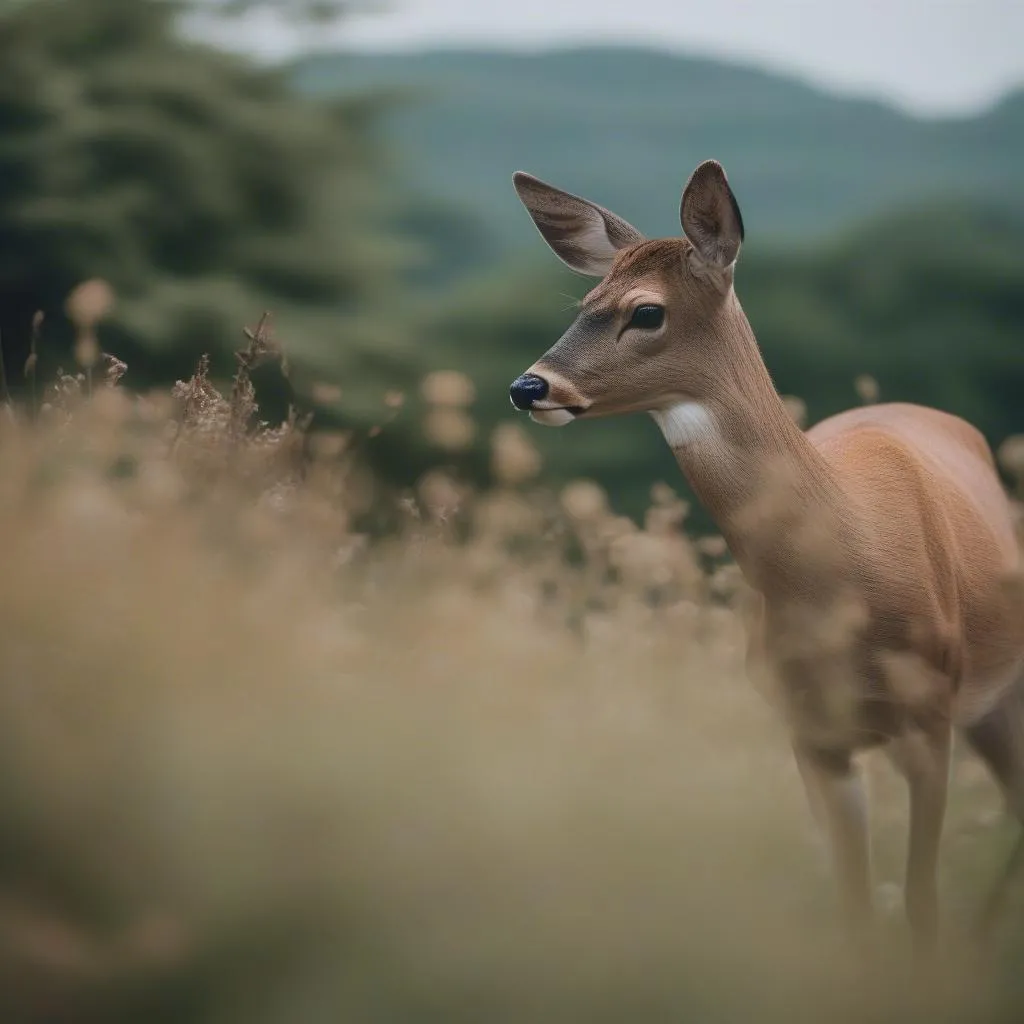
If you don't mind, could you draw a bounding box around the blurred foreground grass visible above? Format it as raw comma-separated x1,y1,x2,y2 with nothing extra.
1,317,1024,1023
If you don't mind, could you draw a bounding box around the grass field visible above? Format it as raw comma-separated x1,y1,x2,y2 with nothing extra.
1,318,1023,1022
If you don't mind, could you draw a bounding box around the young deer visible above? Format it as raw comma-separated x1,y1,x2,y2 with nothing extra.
507,159,1024,956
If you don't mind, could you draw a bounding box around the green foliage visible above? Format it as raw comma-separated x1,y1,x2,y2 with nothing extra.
0,0,418,424
197,0,355,17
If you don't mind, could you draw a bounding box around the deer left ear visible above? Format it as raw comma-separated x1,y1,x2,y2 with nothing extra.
513,171,645,277
680,160,745,271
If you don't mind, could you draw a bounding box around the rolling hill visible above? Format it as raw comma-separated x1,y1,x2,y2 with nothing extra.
292,46,1024,254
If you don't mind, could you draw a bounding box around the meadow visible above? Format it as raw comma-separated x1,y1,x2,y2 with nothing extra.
3,4,1024,1018
1,304,1023,1022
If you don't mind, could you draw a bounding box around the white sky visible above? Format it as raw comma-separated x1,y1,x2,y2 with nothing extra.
207,0,1024,117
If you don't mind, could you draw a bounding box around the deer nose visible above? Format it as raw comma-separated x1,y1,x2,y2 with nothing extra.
509,373,549,410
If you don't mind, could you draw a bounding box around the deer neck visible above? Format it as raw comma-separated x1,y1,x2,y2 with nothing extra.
651,306,851,602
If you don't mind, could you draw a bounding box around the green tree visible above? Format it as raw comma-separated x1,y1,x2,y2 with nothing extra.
0,0,416,423
198,0,360,16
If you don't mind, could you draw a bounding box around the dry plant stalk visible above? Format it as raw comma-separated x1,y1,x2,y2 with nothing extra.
168,314,313,515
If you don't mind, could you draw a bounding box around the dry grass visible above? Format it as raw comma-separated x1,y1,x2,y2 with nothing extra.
0,315,1023,1023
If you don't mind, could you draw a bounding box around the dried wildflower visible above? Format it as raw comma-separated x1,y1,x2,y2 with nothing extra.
420,370,476,408
560,480,607,522
239,312,280,367
649,482,678,507
65,279,115,329
997,434,1024,486
43,366,86,418
165,315,306,503
309,430,351,461
24,313,42,381
101,353,128,388
781,395,807,429
397,494,420,521
228,313,285,438
172,354,231,435
854,373,880,405
695,535,729,559
74,331,100,370
644,501,687,536
229,369,258,439
472,491,543,541
491,422,542,486
608,532,675,588
418,470,465,522
709,562,743,599
311,382,343,406
425,408,475,450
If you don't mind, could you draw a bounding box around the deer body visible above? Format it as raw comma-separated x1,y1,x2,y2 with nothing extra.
508,160,1024,955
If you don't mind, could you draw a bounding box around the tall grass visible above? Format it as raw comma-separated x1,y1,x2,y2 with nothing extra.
0,312,1022,1023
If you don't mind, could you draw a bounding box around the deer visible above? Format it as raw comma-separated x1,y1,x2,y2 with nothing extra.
506,158,1024,959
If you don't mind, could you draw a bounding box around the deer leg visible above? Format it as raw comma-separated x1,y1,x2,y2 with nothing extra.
793,744,827,828
887,724,952,958
961,672,1024,819
792,744,832,872
795,745,873,947
960,672,1024,940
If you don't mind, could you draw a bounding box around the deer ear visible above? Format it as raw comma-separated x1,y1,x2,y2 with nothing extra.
513,171,645,277
680,160,744,270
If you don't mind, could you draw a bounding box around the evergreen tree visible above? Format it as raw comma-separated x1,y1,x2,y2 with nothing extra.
0,0,414,419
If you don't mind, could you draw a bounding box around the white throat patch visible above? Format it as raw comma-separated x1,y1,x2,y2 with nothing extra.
650,402,717,449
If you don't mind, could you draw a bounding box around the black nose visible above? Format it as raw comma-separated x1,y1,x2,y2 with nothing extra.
509,373,549,411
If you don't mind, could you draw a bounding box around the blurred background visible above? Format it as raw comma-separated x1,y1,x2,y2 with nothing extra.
3,0,1023,524
3,3,1024,1021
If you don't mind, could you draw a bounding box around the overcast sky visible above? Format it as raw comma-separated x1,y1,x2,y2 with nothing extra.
211,0,1024,117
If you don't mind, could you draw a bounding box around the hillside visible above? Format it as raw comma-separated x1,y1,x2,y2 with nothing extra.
293,47,1024,253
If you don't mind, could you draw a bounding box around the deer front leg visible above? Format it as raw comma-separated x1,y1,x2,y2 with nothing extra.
794,745,873,948
886,724,952,959
793,743,828,830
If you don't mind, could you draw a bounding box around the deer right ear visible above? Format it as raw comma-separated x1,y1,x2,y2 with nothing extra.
680,160,745,271
512,172,645,277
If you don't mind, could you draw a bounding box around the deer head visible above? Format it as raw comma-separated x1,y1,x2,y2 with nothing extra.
508,160,751,443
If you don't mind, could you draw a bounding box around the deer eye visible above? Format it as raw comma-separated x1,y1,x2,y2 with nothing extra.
629,304,665,330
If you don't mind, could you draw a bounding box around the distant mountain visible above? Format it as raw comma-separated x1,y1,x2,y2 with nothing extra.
292,47,1024,252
